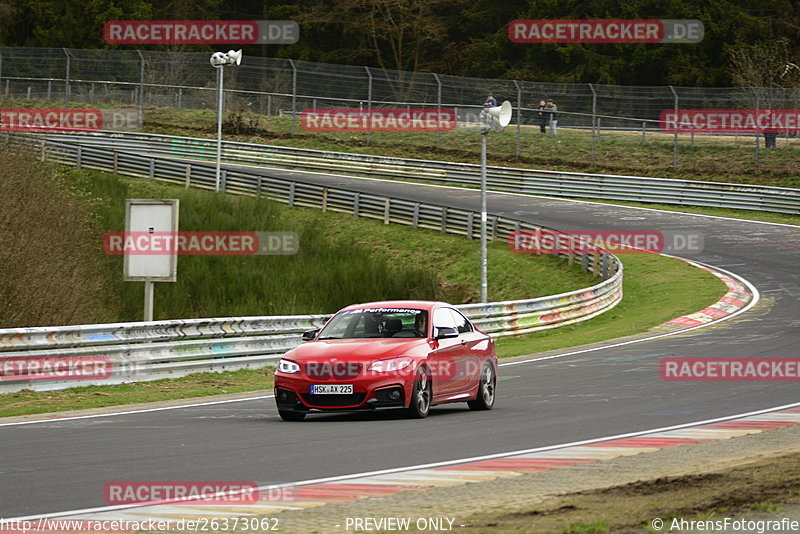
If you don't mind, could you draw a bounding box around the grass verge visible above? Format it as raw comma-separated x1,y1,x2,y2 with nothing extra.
456,451,800,533
0,369,273,418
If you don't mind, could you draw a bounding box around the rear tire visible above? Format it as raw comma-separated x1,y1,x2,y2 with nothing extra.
468,362,496,411
278,409,306,421
405,367,432,419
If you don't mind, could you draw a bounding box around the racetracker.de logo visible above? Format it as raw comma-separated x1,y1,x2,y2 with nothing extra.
660,357,800,381
508,229,704,255
0,357,112,381
509,19,703,43
301,108,457,132
104,481,260,505
103,231,299,256
659,109,800,134
104,20,299,44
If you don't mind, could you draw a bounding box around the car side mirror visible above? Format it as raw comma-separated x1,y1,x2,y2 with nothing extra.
302,329,319,341
434,326,459,340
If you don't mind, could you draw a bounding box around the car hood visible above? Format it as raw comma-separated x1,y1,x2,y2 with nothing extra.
283,338,428,363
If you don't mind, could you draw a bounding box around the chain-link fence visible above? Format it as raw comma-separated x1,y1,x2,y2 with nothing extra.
1,46,799,174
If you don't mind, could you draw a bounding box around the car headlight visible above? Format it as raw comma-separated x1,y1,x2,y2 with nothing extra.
278,359,301,374
368,357,414,373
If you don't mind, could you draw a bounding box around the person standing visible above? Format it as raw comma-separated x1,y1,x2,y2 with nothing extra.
546,99,558,136
536,100,547,133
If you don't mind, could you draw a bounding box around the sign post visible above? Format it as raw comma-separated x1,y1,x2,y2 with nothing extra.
123,199,179,321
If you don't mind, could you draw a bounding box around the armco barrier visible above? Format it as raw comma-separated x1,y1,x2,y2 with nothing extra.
31,131,800,214
0,134,622,393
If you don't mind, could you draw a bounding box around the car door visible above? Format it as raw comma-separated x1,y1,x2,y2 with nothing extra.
446,308,483,392
428,306,466,400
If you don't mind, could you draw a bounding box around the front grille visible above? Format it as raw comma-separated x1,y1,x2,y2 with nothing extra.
305,362,362,380
301,393,367,407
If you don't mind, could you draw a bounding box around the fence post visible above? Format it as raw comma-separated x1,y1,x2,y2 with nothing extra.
466,213,474,239
113,151,118,174
593,250,600,278
384,198,390,224
441,207,447,232
641,121,646,144
412,203,420,228
433,73,442,148
0,53,3,90
136,50,145,123
289,59,297,137
514,80,522,160
752,86,760,172
322,187,328,211
76,146,82,169
257,175,263,198
589,83,597,167
47,80,52,101
669,85,679,169
63,48,71,107
185,163,191,189
365,66,373,145
288,182,296,207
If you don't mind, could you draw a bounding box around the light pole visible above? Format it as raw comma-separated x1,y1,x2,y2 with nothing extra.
210,49,243,193
478,101,512,303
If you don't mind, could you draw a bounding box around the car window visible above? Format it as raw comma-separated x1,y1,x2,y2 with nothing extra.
433,307,458,330
447,308,474,333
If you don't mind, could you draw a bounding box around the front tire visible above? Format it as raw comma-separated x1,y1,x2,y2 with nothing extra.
405,367,432,418
468,362,496,411
278,409,306,421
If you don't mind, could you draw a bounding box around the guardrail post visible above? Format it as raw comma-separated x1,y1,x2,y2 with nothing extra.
491,216,498,238
221,169,227,191
641,122,646,144
322,187,328,211
149,159,155,179
353,192,360,216
581,253,589,273
256,175,263,197
288,182,296,207
76,146,82,169
384,198,390,224
47,80,52,101
185,163,191,189
601,253,609,279
592,250,600,278
412,203,420,228
466,213,474,239
40,140,46,162
441,207,447,232
113,151,118,174
177,87,182,108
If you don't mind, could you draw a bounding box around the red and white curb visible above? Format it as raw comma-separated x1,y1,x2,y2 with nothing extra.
662,259,752,329
19,404,800,522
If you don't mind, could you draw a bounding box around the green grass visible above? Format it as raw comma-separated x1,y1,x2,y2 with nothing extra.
79,169,595,320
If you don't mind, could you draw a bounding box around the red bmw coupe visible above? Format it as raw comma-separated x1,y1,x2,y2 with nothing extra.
273,301,497,421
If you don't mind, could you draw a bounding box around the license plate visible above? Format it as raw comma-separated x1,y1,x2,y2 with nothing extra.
310,384,353,394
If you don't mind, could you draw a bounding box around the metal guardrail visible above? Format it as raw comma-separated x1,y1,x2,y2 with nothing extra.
0,134,623,393
35,131,800,214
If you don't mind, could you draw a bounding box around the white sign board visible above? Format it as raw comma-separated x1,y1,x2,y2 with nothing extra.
123,199,179,282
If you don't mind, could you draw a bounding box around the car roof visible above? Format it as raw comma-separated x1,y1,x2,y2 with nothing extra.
340,300,447,312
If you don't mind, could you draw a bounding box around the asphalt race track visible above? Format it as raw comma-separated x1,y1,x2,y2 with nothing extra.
1,162,798,519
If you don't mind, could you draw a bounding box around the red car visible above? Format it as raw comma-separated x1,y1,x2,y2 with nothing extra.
274,300,497,421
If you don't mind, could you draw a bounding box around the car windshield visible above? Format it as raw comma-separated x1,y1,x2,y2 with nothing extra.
317,307,428,339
